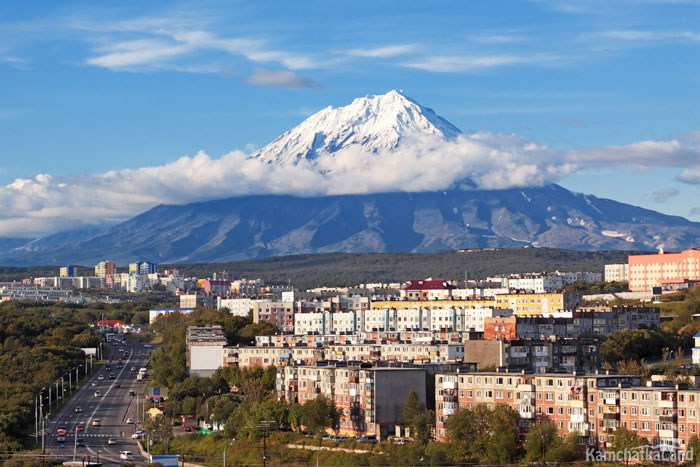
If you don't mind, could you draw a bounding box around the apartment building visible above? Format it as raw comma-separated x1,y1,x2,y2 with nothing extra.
484,306,660,340
326,342,464,364
494,292,580,316
224,345,326,368
605,263,629,283
277,362,427,439
60,265,75,277
149,307,194,324
94,260,116,278
463,338,599,374
435,370,700,461
218,297,266,317
253,300,295,332
401,280,456,300
628,248,700,292
179,293,218,310
186,326,227,377
370,299,496,310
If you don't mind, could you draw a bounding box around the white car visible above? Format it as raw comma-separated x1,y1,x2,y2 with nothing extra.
120,451,132,460
94,391,101,397
132,432,144,439
126,418,135,424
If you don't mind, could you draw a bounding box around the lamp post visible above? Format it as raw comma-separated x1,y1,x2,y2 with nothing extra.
223,441,233,467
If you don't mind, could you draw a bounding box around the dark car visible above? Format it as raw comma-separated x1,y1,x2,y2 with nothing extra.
76,438,85,447
109,373,115,379
129,390,136,397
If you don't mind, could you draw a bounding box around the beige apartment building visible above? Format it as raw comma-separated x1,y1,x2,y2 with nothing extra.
435,370,700,462
277,363,427,439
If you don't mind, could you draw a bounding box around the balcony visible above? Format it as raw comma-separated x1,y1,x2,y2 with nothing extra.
443,381,456,390
659,399,676,408
519,411,534,419
520,397,535,405
571,399,585,408
517,384,534,392
659,429,676,439
604,398,619,405
570,414,586,423
659,415,677,423
443,394,458,403
603,413,619,420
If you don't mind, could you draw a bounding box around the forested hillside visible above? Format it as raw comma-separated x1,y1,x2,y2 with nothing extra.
167,248,634,288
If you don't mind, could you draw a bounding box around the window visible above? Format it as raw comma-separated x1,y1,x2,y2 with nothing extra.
632,407,638,416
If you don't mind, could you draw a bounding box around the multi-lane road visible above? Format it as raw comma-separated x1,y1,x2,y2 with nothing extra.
45,337,154,465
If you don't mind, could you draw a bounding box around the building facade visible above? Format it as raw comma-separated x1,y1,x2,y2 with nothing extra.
628,249,700,292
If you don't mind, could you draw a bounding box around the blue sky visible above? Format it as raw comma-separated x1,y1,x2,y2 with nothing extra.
0,0,698,237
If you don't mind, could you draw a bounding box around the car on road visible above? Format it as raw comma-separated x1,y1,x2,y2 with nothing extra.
91,381,98,386
107,438,117,445
97,374,104,380
129,390,136,397
120,451,132,460
356,435,378,444
76,438,85,447
130,367,136,372
92,419,101,426
74,406,82,413
76,424,83,432
126,418,135,424
118,348,124,352
94,391,101,397
116,364,123,369
113,382,121,388
132,432,144,439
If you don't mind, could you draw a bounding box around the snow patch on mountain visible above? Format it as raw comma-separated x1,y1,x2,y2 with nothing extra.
249,90,461,166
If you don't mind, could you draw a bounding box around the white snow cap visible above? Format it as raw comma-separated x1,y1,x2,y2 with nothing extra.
249,90,462,165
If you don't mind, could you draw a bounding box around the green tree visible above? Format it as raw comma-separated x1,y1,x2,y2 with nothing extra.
144,416,174,454
300,395,339,436
402,387,424,425
609,426,647,465
444,404,491,461
485,404,520,463
687,435,700,464
288,403,303,432
524,422,557,462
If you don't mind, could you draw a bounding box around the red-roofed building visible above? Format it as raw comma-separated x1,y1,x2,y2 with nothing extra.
400,279,456,300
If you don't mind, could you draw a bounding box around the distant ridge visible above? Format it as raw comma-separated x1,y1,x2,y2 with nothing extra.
0,248,636,288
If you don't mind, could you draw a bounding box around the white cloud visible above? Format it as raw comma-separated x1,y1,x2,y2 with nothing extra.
596,29,700,41
82,17,320,73
348,44,416,58
1,128,699,237
471,34,521,44
243,68,321,89
401,53,559,72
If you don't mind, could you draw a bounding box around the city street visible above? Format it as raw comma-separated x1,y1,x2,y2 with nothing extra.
44,337,154,465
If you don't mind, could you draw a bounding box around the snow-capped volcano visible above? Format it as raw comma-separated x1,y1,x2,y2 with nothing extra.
249,90,461,165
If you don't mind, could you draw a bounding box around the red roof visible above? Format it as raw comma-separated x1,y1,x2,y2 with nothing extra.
402,280,455,291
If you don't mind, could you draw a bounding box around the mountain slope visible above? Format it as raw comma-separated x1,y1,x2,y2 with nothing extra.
1,185,698,265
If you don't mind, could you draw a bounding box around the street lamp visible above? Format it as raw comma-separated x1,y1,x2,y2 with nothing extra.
223,441,233,467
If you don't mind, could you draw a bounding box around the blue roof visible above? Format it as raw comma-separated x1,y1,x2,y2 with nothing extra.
693,332,700,338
